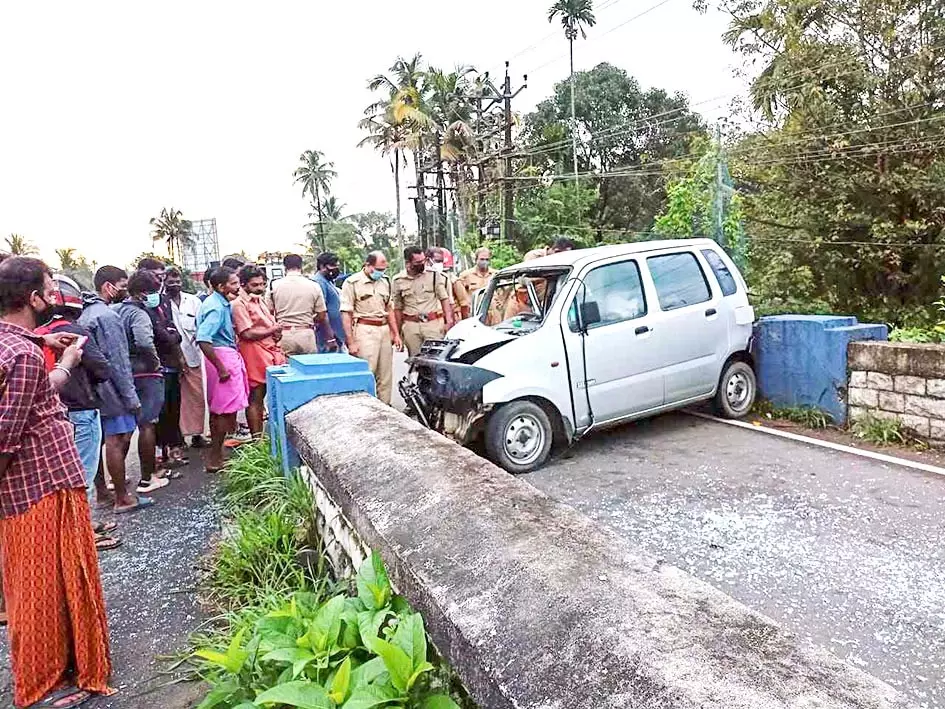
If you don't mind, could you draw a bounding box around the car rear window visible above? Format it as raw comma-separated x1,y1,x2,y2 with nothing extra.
646,252,711,311
701,249,738,296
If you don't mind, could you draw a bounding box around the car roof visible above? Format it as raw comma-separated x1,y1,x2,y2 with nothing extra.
497,238,720,274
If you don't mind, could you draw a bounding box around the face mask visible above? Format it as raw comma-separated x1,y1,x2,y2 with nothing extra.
165,284,182,296
107,284,128,303
429,262,444,273
325,268,340,282
370,269,385,281
144,293,161,309
408,263,425,276
477,259,490,270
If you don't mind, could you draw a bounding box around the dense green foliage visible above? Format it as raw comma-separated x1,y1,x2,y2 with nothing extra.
190,442,468,709
714,0,945,324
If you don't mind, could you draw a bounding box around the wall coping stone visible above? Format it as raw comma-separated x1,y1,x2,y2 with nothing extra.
286,393,910,709
849,341,945,379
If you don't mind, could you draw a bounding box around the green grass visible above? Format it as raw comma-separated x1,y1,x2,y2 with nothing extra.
752,400,833,429
851,413,913,446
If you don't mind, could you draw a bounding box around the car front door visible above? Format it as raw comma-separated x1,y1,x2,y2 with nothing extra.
561,258,665,428
644,250,727,403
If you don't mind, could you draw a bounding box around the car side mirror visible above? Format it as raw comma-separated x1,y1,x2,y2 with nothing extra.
579,301,601,329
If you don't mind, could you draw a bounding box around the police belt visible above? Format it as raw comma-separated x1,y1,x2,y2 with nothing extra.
402,312,443,323
354,317,387,327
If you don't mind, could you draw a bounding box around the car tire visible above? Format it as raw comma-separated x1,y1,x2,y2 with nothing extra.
485,400,554,474
714,359,757,419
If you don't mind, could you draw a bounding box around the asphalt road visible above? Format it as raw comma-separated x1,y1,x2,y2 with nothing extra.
527,413,945,708
0,453,217,709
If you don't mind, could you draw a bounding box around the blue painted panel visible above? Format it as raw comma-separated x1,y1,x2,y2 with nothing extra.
754,315,887,425
267,354,376,474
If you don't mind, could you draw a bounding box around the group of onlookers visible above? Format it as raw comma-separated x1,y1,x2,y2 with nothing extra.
0,240,571,708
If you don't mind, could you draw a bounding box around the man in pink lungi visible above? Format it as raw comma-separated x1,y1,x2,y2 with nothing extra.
195,267,248,472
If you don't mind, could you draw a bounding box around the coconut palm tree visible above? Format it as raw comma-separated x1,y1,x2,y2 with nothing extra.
548,0,596,182
55,248,78,271
5,233,37,255
365,55,436,245
149,207,194,263
358,111,412,260
293,150,336,252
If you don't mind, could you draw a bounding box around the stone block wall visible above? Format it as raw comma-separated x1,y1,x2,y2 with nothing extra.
848,341,945,441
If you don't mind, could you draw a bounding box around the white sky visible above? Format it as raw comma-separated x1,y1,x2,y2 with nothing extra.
0,0,746,269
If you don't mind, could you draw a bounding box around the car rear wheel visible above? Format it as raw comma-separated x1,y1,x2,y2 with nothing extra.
714,360,756,419
485,400,554,474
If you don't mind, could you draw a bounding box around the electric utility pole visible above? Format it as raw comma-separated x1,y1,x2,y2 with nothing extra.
462,63,525,242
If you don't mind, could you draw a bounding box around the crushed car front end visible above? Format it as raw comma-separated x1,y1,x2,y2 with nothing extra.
399,336,507,444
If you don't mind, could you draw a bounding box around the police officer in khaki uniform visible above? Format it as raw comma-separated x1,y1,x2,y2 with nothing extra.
393,246,455,357
340,251,402,405
427,247,470,319
459,246,496,296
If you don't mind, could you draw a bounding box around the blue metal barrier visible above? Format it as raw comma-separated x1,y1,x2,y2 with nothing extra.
266,354,375,474
753,315,887,425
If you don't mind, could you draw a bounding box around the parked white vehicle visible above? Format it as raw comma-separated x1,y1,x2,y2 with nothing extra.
399,238,756,473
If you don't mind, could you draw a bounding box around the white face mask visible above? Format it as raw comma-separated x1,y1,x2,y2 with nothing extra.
429,262,444,273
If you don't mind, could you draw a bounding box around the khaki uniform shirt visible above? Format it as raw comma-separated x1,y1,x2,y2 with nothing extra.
459,267,495,295
392,270,449,317
340,270,391,320
446,272,470,309
268,273,326,327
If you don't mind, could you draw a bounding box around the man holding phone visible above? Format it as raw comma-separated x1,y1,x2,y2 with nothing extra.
35,274,121,551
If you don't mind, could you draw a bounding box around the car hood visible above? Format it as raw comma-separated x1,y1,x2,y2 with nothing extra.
445,319,517,361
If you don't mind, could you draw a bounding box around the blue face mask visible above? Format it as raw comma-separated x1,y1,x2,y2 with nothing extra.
370,269,385,281
144,293,161,309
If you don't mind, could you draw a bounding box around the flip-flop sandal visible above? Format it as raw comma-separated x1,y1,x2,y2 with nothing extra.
114,496,155,514
95,534,123,551
32,686,91,708
162,469,183,480
136,477,170,494
0,611,8,626
92,521,118,535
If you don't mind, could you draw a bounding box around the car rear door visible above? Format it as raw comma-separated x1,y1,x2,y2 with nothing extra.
644,249,727,403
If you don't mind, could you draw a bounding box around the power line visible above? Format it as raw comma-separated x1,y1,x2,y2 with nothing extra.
504,217,945,249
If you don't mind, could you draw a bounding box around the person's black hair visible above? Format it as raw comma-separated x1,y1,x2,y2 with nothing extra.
94,265,128,291
165,267,182,279
203,270,212,288
551,237,575,252
127,270,160,297
238,264,266,286
424,246,443,259
404,246,423,262
222,257,245,270
283,254,304,270
51,305,78,322
317,252,339,270
209,266,235,290
137,257,165,272
0,257,50,314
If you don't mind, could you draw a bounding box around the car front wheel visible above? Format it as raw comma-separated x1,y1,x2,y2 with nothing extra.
485,400,554,474
714,359,757,419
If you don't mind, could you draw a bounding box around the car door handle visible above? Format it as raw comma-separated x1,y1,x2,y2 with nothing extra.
635,325,650,335
705,308,717,317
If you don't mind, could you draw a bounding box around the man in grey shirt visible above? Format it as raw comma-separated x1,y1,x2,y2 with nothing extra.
79,266,153,513
113,270,167,495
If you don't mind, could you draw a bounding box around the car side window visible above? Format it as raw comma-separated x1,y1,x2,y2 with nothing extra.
701,249,737,296
646,252,711,311
568,260,647,331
